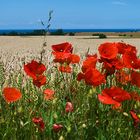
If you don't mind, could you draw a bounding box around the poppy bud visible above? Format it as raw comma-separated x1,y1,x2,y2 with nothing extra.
53,124,63,132
59,136,65,140
65,102,73,113
32,117,45,131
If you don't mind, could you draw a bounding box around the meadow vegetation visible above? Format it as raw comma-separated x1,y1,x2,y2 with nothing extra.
0,41,140,140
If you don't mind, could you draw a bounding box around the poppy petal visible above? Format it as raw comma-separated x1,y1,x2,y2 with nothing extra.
98,94,121,108
70,54,80,64
59,65,72,73
33,75,46,88
24,60,46,79
52,42,73,53
98,42,118,59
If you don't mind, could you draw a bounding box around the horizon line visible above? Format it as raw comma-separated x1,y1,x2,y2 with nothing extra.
0,28,140,30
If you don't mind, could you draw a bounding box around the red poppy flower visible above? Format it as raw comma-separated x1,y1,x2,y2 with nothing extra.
3,87,22,103
102,87,131,102
52,52,72,64
70,54,80,64
122,44,140,69
82,54,97,72
122,51,138,69
59,65,72,73
33,75,46,88
65,102,73,113
52,42,73,53
116,42,128,54
32,117,45,131
53,52,80,65
102,61,116,76
53,124,63,132
110,58,124,70
116,70,131,85
98,42,118,59
126,44,137,54
101,58,124,78
24,60,46,79
130,92,140,101
131,71,140,87
130,110,140,127
84,68,105,86
77,72,85,81
134,59,140,69
98,87,131,108
43,89,55,100
98,94,121,109
116,42,137,55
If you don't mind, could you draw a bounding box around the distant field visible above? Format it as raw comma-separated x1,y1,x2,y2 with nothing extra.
75,31,140,38
0,36,140,55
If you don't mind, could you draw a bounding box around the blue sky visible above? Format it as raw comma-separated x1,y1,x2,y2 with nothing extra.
0,0,140,29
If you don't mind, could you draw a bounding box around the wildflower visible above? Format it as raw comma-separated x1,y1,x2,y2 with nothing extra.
53,124,63,132
120,43,140,69
116,42,129,54
52,42,73,53
52,42,80,74
24,60,46,79
3,87,22,103
130,110,140,127
32,117,45,131
77,72,85,81
43,89,55,100
116,70,131,85
101,57,123,71
98,87,131,108
53,52,80,64
53,52,72,64
82,54,97,72
98,42,118,59
109,58,124,70
131,71,140,87
102,61,116,76
59,65,72,73
104,87,131,102
65,102,73,113
122,51,138,69
98,94,121,109
130,92,140,101
70,54,80,64
84,68,105,86
33,75,46,88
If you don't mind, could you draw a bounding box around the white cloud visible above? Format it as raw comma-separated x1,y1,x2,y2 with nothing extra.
112,1,127,6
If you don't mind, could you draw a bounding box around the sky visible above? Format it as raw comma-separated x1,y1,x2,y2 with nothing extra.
0,0,140,29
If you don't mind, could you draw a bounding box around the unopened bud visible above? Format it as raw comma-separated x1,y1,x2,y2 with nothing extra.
82,124,86,128
59,136,65,140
